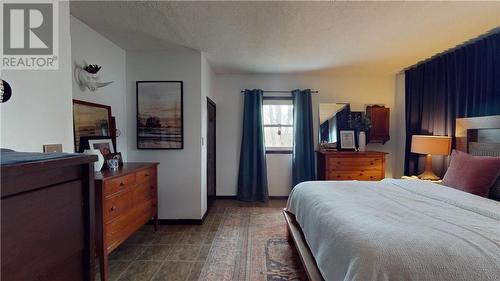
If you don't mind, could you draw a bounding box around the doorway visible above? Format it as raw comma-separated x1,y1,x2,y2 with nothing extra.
207,97,216,208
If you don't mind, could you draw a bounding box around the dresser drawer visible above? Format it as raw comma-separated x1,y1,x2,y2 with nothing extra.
104,173,136,196
329,163,382,172
327,170,383,181
103,189,134,223
136,167,155,183
133,181,157,205
105,199,157,253
328,157,383,170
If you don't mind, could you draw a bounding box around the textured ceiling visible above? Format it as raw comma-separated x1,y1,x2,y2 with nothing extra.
70,1,500,74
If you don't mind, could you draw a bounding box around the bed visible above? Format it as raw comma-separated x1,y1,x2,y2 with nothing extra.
1,150,97,281
284,115,500,281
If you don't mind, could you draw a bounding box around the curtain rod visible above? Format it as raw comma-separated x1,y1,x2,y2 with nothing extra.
240,90,319,94
403,27,500,72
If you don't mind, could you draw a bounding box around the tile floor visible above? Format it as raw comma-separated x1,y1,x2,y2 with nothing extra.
96,199,287,281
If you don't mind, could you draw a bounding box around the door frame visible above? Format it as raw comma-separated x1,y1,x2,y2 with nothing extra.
206,97,216,203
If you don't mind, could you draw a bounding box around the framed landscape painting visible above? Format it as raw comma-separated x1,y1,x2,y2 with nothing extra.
136,81,184,149
73,100,112,152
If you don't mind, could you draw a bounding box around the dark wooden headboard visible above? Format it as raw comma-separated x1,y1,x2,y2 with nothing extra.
456,115,500,156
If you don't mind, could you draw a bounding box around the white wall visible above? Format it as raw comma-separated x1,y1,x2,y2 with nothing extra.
0,2,73,152
70,16,128,159
214,73,396,196
267,154,293,196
200,53,215,217
126,50,203,220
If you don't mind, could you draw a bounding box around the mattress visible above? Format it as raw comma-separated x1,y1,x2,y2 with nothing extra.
287,179,500,281
0,149,79,165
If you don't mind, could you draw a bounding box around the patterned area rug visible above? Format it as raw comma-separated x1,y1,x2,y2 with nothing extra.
199,207,307,281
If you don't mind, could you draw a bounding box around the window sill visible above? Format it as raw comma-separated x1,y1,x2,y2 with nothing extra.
266,150,293,154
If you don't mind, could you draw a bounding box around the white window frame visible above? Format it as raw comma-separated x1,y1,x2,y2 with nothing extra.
262,97,294,154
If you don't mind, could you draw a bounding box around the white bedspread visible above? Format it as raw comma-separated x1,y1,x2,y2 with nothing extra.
287,179,500,281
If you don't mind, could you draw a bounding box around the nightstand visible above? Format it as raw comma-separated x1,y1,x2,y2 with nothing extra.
402,175,442,184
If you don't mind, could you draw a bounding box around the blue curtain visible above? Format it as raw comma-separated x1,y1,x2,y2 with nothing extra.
405,30,500,176
237,89,269,202
292,89,316,187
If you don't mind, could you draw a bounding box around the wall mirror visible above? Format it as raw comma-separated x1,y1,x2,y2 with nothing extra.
319,103,351,147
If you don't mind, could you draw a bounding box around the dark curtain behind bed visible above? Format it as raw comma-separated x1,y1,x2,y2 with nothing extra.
292,89,316,187
237,89,269,202
405,30,500,176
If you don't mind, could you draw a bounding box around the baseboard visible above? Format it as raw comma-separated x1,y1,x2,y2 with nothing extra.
215,195,289,200
215,195,237,199
149,209,209,225
269,196,289,200
201,208,208,221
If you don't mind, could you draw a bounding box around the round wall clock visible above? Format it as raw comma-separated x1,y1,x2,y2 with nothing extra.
0,80,12,103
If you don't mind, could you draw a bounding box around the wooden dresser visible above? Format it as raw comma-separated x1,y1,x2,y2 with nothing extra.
317,150,387,181
95,163,159,281
1,154,96,281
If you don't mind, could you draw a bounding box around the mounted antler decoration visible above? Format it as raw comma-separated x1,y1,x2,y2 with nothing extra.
75,61,113,91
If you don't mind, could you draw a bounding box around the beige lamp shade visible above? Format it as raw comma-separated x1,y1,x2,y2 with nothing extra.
411,135,451,156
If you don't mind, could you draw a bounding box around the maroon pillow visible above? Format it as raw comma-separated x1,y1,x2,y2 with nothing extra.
442,150,500,197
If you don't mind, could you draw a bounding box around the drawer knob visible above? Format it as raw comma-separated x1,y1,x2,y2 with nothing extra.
119,182,125,186
145,173,149,177
110,205,116,211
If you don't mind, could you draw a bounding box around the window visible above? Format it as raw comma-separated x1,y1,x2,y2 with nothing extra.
263,98,293,152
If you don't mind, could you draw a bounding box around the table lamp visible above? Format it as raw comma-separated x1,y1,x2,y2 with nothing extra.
411,135,451,180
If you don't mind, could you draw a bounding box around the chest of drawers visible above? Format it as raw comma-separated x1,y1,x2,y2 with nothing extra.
95,163,159,281
317,150,387,181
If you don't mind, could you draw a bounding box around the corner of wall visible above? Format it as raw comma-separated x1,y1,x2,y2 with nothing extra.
200,52,214,218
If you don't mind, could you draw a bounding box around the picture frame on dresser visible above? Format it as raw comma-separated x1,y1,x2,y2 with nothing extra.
339,130,357,150
78,136,117,154
103,152,123,167
136,81,184,150
88,138,115,156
